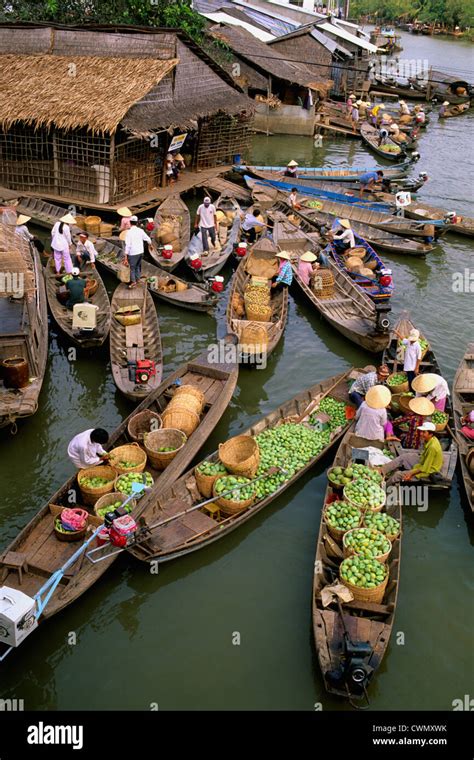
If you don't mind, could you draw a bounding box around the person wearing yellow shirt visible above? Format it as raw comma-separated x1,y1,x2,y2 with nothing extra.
369,103,384,126
380,422,444,484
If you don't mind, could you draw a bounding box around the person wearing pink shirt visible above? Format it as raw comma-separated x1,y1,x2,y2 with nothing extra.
297,251,319,286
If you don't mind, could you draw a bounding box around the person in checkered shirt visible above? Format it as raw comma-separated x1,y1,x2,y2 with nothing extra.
349,365,390,408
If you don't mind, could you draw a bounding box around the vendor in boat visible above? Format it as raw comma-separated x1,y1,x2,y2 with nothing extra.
349,365,390,408
354,385,398,442
75,232,97,269
389,124,408,144
439,101,450,118
392,397,435,450
346,93,355,116
15,214,33,242
297,250,319,286
117,207,133,232
412,373,450,412
65,268,89,310
369,103,384,126
393,327,422,388
358,100,370,119
241,208,269,243
67,428,110,470
289,188,302,211
284,160,298,178
414,105,426,124
351,101,360,132
271,251,293,293
460,410,474,440
378,126,390,146
380,421,443,484
124,216,152,289
332,219,355,252
359,170,384,197
51,213,76,275
398,100,411,117
194,196,217,254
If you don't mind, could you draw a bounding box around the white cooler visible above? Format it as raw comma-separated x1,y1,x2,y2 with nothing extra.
0,587,38,647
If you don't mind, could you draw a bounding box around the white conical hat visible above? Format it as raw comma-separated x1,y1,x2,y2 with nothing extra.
276,250,291,260
408,397,435,416
59,213,76,224
300,251,317,262
117,206,132,216
287,160,298,167
411,373,439,393
16,214,31,225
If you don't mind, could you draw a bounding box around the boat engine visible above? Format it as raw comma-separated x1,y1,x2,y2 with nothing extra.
189,253,202,271
410,151,421,163
127,359,157,384
208,275,224,293
374,303,391,332
235,241,248,257
326,638,375,697
103,510,138,549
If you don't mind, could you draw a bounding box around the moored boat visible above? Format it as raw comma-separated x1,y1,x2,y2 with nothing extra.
327,237,394,303
185,195,241,281
235,159,417,182
152,195,191,272
452,344,474,511
359,123,408,162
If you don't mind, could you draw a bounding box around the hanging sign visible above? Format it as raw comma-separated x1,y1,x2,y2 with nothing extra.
168,133,187,152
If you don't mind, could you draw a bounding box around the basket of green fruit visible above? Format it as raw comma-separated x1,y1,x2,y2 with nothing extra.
432,410,448,432
327,466,352,492
343,527,392,563
94,492,132,519
339,556,389,604
344,477,386,513
195,460,228,498
323,501,362,541
77,465,117,505
108,443,147,474
143,428,186,470
115,471,154,496
212,475,256,515
387,371,409,394
363,511,400,541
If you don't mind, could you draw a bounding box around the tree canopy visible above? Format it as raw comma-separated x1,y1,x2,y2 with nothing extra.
351,0,474,27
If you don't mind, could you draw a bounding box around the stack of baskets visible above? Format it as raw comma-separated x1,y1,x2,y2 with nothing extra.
85,215,101,235
312,268,335,299
244,282,272,322
161,385,205,438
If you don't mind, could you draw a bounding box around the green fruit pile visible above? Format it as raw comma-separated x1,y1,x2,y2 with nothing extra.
96,500,123,519
387,373,407,387
325,501,361,531
116,460,137,469
382,448,394,459
340,556,388,588
432,411,448,424
62,274,73,283
350,463,383,484
328,463,382,488
116,471,153,496
309,397,347,431
157,446,178,452
80,475,113,489
398,338,429,353
364,511,400,538
380,144,400,153
254,423,331,499
344,477,385,509
197,460,227,476
344,528,391,559
214,475,255,502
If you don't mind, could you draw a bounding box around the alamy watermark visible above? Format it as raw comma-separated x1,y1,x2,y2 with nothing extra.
0,271,24,298
207,340,268,370
373,57,429,80
452,268,474,292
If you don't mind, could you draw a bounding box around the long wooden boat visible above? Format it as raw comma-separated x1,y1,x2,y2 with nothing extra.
151,195,191,272
0,351,238,651
359,123,409,162
226,238,288,363
95,238,218,312
43,259,111,349
382,315,458,488
269,211,390,353
404,202,474,238
236,159,417,182
0,229,48,429
127,368,369,564
370,76,427,100
327,238,394,303
453,344,474,512
110,282,163,401
185,196,241,281
428,70,471,104
313,429,402,704
439,103,470,118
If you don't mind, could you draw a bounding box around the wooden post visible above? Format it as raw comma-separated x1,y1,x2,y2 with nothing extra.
267,74,272,137
52,131,60,196
109,133,115,204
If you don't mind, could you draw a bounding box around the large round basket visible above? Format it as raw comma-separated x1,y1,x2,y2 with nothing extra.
75,215,86,230
77,465,116,506
85,215,101,235
245,303,272,323
326,467,347,494
108,442,147,474
99,222,114,237
127,410,163,442
362,513,400,543
86,277,98,297
323,503,362,542
144,428,186,470
342,528,392,564
161,406,200,438
218,435,260,479
434,416,448,432
54,517,87,543
349,247,366,259
343,483,386,514
170,385,205,414
212,478,256,516
94,491,132,519
240,323,268,354
387,372,409,394
339,559,389,604
194,465,226,498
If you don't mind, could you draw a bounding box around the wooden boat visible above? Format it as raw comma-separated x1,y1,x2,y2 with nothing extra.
151,195,191,272
0,229,48,429
404,203,474,238
269,211,391,353
236,159,417,182
185,196,241,280
313,429,402,704
110,282,163,401
428,70,471,104
43,260,111,349
382,315,458,488
0,351,238,649
452,344,474,512
327,237,394,303
226,238,288,363
370,76,427,100
127,368,368,564
359,123,408,162
95,239,218,312
439,103,470,118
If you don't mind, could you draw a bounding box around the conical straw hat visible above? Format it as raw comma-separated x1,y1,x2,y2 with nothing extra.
365,385,391,409
276,250,291,259
411,373,439,394
287,160,298,167
408,397,435,416
301,251,317,262
16,214,31,225
117,207,132,216
60,213,76,224
340,219,351,229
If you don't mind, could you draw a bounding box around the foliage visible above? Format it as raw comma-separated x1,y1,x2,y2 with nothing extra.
351,0,474,27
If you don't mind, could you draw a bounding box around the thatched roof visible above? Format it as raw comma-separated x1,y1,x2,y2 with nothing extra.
0,223,35,299
0,54,178,134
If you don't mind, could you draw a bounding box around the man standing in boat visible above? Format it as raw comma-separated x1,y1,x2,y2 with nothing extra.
194,196,217,256
123,216,151,289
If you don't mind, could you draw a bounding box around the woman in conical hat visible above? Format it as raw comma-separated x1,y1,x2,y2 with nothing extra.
15,214,33,243
412,373,450,411
297,250,319,286
117,206,133,232
284,160,298,178
51,213,76,274
392,396,435,450
354,384,398,442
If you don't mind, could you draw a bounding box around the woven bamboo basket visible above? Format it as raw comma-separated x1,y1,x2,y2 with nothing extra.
434,416,449,432
326,467,347,493
219,435,260,478
348,247,366,258
174,280,188,292
94,491,131,518
360,267,376,280
54,517,87,543
77,465,116,506
108,442,147,474
127,410,162,442
339,559,389,604
194,466,226,498
86,278,98,297
240,323,268,353
85,215,101,235
167,394,203,417
312,268,335,299
362,513,400,542
212,478,256,515
143,428,186,470
365,259,377,270
323,504,362,542
245,304,272,322
342,528,392,564
75,215,86,230
99,222,114,236
343,484,386,514
387,372,409,394
399,394,414,413
172,385,205,413
117,265,130,283
162,405,200,437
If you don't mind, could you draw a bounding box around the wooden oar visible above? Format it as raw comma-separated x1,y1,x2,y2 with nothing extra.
295,370,351,424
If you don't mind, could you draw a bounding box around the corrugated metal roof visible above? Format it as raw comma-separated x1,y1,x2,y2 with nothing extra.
317,21,379,52
201,11,275,41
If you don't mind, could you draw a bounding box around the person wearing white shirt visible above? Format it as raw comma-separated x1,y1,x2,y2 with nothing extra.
124,216,151,288
75,232,98,269
51,213,75,274
67,428,110,470
332,218,355,251
194,197,217,254
15,214,34,242
395,328,422,388
412,373,450,412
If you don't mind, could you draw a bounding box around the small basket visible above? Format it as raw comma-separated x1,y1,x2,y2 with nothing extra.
434,417,448,432
144,428,186,470
212,478,256,515
86,277,98,297
54,517,87,543
194,465,226,498
339,559,389,604
343,483,386,514
162,406,200,438
387,372,409,394
240,323,268,354
127,410,162,442
218,435,260,479
94,492,132,519
108,442,147,474
245,304,272,322
77,465,116,506
342,528,392,564
362,513,400,542
75,215,86,230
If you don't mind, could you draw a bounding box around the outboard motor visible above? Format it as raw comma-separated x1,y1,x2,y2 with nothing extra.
418,171,428,183
375,303,391,332
410,151,421,163
444,210,458,224
326,638,375,697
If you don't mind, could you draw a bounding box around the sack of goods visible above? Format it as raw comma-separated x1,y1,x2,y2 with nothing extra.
114,304,142,326
232,293,245,318
157,220,180,249
244,283,272,322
